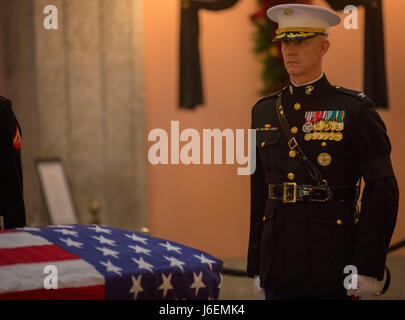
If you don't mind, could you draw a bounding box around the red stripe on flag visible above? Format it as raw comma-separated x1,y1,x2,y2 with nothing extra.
0,285,105,300
0,245,80,266
0,230,20,234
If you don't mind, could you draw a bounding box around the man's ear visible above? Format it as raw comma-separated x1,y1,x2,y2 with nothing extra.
319,37,330,57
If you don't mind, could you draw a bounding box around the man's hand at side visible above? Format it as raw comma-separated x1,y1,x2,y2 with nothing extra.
253,275,265,298
346,274,385,297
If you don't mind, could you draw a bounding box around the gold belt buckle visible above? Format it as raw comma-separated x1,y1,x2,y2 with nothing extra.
283,182,297,203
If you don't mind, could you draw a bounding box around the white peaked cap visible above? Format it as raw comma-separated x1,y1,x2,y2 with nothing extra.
267,4,341,41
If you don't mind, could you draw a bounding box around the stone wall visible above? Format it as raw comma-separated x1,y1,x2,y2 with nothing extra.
0,0,147,231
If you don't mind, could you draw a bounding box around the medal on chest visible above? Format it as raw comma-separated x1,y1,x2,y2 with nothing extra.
317,152,332,166
302,111,314,133
302,110,346,143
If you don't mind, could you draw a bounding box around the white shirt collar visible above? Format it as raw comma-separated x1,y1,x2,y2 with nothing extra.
291,72,324,87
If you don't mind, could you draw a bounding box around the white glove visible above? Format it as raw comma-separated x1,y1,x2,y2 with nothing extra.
253,275,265,298
346,274,384,297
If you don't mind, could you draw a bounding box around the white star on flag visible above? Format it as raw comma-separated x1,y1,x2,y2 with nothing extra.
129,275,144,300
59,237,83,248
132,257,154,273
100,260,122,276
164,256,185,273
193,254,216,271
53,228,79,237
158,273,174,298
96,247,120,259
190,271,206,296
125,233,148,245
128,245,151,256
92,235,116,246
88,225,112,234
159,241,182,254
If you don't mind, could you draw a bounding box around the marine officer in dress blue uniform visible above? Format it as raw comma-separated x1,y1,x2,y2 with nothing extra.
247,3,399,300
0,95,25,229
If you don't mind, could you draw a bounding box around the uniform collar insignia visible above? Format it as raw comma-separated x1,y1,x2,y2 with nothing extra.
305,85,314,95
289,74,329,96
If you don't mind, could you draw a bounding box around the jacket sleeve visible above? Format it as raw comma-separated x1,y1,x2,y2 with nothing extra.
351,100,399,280
247,107,267,277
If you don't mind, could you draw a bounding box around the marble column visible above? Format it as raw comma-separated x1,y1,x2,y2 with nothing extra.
0,0,147,231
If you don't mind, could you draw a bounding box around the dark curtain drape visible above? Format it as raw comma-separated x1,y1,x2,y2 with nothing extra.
325,0,388,108
179,0,239,109
180,0,388,109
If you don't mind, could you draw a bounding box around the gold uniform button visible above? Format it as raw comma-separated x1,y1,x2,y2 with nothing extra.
263,216,266,222
261,142,266,147
289,150,297,158
287,172,295,180
337,219,343,225
321,142,327,147
294,103,301,110
291,126,298,134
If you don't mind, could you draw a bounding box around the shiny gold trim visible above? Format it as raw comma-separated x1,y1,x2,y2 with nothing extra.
283,182,297,203
276,27,327,35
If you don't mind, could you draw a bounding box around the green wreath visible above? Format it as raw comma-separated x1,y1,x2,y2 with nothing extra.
250,0,312,95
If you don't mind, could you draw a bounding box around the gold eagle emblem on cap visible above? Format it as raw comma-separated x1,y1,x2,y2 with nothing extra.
284,9,293,15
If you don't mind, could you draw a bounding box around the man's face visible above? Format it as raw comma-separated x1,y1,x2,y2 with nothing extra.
281,35,329,77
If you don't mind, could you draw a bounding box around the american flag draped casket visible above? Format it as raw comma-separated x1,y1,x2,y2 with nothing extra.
0,225,223,300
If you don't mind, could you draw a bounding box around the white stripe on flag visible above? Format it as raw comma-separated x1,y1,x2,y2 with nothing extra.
0,232,51,249
0,259,105,294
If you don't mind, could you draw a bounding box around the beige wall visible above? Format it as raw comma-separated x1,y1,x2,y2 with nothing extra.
144,0,405,259
144,0,259,258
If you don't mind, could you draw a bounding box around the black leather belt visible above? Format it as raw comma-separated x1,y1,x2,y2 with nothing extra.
268,183,359,203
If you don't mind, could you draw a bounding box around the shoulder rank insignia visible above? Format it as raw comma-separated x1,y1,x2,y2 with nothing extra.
13,125,22,150
253,90,282,109
333,86,371,103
